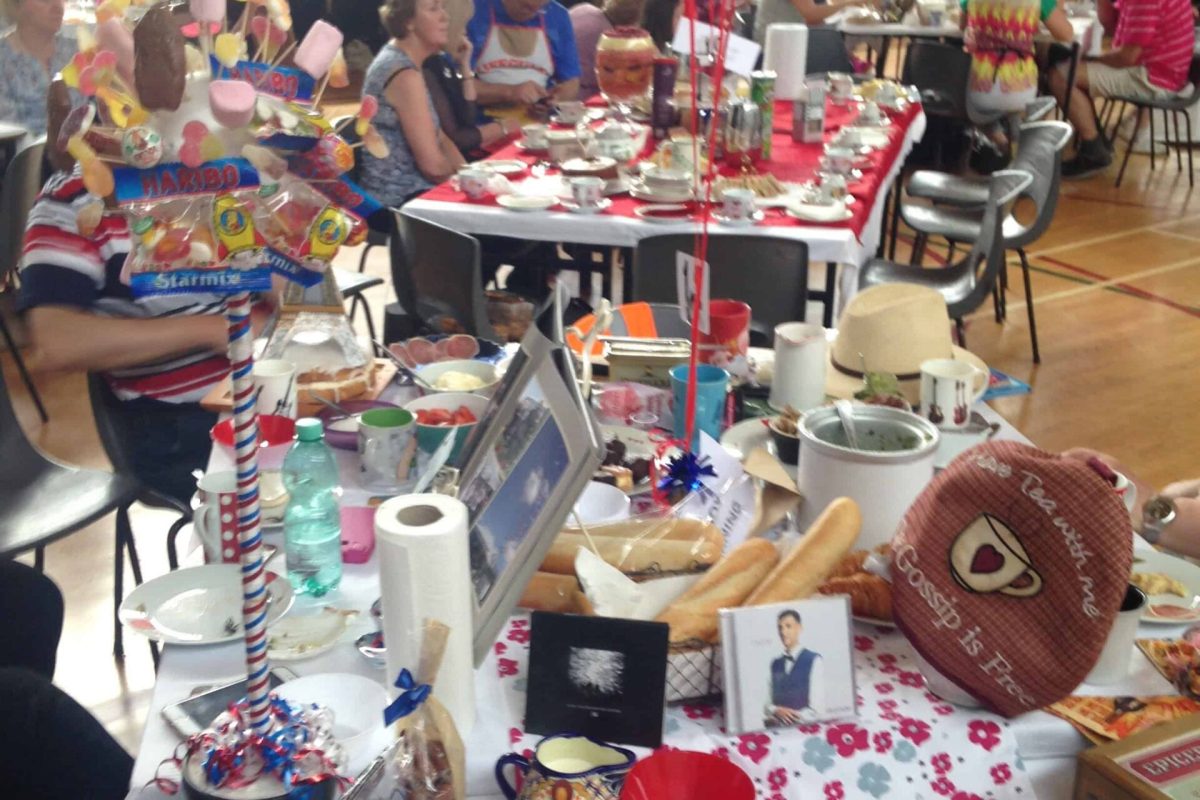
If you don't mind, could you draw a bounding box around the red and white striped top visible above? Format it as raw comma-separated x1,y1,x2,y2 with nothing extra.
18,171,231,404
1114,0,1195,92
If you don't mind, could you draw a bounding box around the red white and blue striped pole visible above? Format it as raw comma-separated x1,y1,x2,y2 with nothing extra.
226,291,273,733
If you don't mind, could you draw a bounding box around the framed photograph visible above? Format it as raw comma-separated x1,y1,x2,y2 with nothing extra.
455,292,606,665
720,597,857,735
525,611,670,748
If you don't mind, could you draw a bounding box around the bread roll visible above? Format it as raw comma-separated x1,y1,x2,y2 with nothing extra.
654,538,781,643
829,550,869,579
540,525,724,575
743,497,862,606
518,572,588,614
819,574,893,621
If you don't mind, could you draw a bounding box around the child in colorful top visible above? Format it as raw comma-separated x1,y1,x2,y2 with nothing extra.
961,0,1074,143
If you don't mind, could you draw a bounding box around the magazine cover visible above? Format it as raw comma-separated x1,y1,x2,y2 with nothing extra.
720,597,856,734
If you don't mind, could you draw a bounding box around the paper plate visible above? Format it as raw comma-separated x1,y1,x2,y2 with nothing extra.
481,159,528,176
786,204,854,223
497,193,557,211
719,417,774,461
634,203,695,223
1134,548,1200,624
267,607,356,661
119,565,294,645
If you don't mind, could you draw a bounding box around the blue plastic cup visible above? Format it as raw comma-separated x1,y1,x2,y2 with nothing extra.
670,364,730,448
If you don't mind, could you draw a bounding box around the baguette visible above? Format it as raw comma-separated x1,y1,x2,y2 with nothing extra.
743,497,862,606
519,572,589,614
540,525,724,575
566,516,717,542
654,538,781,643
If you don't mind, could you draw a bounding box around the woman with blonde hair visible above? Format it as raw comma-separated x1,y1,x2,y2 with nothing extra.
0,0,75,137
360,0,467,210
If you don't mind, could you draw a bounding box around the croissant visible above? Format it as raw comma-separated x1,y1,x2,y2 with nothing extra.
828,550,869,579
819,574,893,621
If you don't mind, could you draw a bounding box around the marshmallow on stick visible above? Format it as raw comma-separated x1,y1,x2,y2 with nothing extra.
293,20,343,79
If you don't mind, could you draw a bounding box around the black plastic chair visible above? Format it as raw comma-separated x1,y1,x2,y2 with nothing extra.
0,363,141,653
859,169,1034,348
1104,54,1200,188
630,234,810,345
900,122,1074,364
0,139,49,422
333,114,387,338
805,28,854,75
392,210,500,339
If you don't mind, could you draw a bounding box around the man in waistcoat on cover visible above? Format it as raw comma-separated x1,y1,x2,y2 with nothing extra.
764,609,825,726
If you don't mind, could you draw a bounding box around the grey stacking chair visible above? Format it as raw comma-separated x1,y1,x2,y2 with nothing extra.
391,210,499,339
1,139,49,422
858,169,1035,349
898,122,1073,363
630,234,811,344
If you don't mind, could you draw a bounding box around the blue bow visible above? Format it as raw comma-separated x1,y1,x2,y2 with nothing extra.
657,452,718,495
383,668,432,726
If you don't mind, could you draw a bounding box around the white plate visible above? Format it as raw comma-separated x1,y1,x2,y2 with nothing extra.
561,197,613,214
267,606,355,661
634,204,694,224
720,417,774,461
713,210,764,227
570,481,632,526
516,140,548,153
119,565,294,645
630,182,694,204
1134,548,1200,624
786,204,854,222
841,126,892,148
481,159,528,176
497,193,558,211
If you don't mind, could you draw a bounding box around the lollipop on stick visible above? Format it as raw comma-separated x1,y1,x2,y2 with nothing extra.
188,0,225,60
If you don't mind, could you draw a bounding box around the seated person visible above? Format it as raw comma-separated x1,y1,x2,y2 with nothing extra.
1064,448,1200,558
753,0,879,43
1049,0,1194,178
0,0,76,139
641,0,683,52
424,17,516,157
361,0,467,212
571,0,646,97
962,0,1073,147
0,560,133,800
467,0,582,122
19,168,258,507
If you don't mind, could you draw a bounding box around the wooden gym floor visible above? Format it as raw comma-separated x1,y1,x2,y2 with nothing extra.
0,118,1197,763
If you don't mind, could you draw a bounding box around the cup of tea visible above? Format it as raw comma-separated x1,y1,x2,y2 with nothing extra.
457,167,490,200
818,172,848,202
876,81,900,106
827,72,854,104
824,144,856,175
860,100,884,125
721,187,756,221
555,100,586,124
569,175,605,209
521,123,548,149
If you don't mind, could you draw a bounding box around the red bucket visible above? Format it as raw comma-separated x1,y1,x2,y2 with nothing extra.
696,299,751,367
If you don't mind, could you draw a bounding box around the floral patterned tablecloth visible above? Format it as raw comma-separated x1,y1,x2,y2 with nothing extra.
468,616,1035,799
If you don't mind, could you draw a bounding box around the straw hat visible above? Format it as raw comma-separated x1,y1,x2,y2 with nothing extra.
826,284,989,404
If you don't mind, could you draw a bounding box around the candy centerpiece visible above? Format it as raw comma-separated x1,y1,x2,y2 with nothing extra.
595,27,657,126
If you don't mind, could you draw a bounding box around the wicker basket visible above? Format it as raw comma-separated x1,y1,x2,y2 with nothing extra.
666,640,723,704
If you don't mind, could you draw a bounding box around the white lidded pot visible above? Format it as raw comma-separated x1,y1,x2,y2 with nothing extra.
795,405,939,551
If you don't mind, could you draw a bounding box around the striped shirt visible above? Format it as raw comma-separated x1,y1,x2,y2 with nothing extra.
1114,0,1195,92
18,171,231,404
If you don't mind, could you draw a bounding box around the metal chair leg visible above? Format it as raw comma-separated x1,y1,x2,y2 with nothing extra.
34,545,44,572
993,283,1003,323
1116,108,1144,187
1149,106,1157,171
348,294,378,343
910,232,927,266
0,314,48,423
1187,112,1195,188
1173,111,1184,172
123,508,144,587
1017,248,1040,364
954,317,966,348
821,262,837,328
167,515,189,571
113,508,127,660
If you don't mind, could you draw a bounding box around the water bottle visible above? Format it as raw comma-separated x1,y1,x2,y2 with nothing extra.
282,418,342,596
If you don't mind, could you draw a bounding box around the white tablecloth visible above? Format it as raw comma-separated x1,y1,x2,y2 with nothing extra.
125,404,1164,799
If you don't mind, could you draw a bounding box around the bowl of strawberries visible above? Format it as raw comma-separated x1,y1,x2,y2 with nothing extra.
403,393,490,466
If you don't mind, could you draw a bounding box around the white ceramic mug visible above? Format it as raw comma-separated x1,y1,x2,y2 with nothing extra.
860,100,883,124
876,82,899,106
721,187,756,221
358,407,419,493
1085,584,1148,685
769,322,828,412
569,175,605,209
195,470,241,564
555,100,586,124
521,123,548,149
827,72,854,103
457,167,490,200
817,172,848,202
253,358,297,419
669,134,700,174
824,144,856,175
919,358,989,429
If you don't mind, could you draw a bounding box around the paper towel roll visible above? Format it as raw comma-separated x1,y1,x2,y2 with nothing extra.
764,24,809,101
376,494,476,734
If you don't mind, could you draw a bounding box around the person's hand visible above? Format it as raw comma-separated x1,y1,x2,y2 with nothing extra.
508,80,548,107
1062,447,1154,526
454,35,474,70
773,707,802,725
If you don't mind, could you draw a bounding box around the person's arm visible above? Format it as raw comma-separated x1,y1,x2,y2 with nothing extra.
1091,42,1142,66
476,79,549,107
453,39,511,148
439,129,467,170
27,306,227,373
1043,6,1075,42
790,0,883,25
1095,0,1117,33
807,656,827,717
384,67,460,182
550,77,581,102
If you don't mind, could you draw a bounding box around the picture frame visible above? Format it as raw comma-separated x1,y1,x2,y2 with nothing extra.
454,290,606,665
525,611,670,748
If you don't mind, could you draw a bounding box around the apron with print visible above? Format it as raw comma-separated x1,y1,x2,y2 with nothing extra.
475,5,556,123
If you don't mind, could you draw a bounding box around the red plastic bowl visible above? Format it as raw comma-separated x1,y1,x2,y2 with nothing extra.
210,415,297,450
620,750,753,800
